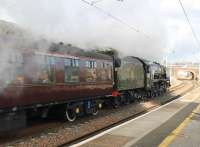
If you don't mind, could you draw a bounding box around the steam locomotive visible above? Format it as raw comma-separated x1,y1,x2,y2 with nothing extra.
0,43,170,132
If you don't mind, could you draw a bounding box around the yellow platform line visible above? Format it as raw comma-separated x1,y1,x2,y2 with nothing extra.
159,104,200,147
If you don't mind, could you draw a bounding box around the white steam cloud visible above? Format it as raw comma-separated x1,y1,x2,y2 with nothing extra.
0,0,169,61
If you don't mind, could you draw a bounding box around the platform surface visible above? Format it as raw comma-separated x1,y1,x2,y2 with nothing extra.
164,104,200,147
74,86,200,147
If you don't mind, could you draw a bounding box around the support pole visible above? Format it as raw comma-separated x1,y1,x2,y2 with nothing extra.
199,63,200,81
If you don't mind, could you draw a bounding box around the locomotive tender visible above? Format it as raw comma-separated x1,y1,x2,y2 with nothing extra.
111,56,169,106
0,43,169,132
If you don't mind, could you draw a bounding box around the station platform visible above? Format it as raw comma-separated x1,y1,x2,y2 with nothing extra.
74,86,200,147
160,102,200,147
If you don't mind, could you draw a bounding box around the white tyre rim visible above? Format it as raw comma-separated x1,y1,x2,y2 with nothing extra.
92,108,99,116
65,109,76,122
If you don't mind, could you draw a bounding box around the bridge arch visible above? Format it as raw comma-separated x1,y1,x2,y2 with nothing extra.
170,66,199,81
176,70,195,80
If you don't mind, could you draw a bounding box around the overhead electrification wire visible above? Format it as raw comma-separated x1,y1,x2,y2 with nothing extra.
80,0,150,38
90,0,104,5
91,0,124,4
178,0,200,49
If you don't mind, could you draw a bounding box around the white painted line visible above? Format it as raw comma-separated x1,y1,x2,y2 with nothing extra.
70,87,196,147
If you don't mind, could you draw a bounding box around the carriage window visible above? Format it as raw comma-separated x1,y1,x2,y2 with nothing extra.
0,52,24,85
85,60,97,82
76,60,79,67
94,61,97,68
28,55,55,84
46,56,55,83
106,63,112,80
64,58,79,82
85,61,90,68
85,61,96,68
64,58,71,66
47,56,55,65
64,58,79,67
99,62,112,81
72,59,79,67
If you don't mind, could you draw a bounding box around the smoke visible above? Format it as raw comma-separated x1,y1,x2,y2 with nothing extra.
0,20,51,92
0,0,168,61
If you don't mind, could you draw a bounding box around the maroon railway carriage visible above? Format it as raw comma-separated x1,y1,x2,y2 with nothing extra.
0,46,114,132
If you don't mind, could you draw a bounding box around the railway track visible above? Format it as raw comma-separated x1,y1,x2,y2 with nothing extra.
169,81,184,92
0,81,197,147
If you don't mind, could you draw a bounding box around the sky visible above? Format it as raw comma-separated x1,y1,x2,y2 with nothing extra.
0,0,199,62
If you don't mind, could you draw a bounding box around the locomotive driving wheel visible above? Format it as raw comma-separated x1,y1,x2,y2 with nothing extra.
92,107,99,116
65,109,76,122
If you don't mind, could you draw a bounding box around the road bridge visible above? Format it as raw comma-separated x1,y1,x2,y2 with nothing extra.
168,64,200,80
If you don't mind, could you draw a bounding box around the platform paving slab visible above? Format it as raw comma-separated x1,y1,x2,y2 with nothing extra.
168,107,200,147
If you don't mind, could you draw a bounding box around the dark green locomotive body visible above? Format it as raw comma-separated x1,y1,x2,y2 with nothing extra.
115,56,145,91
113,56,169,93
